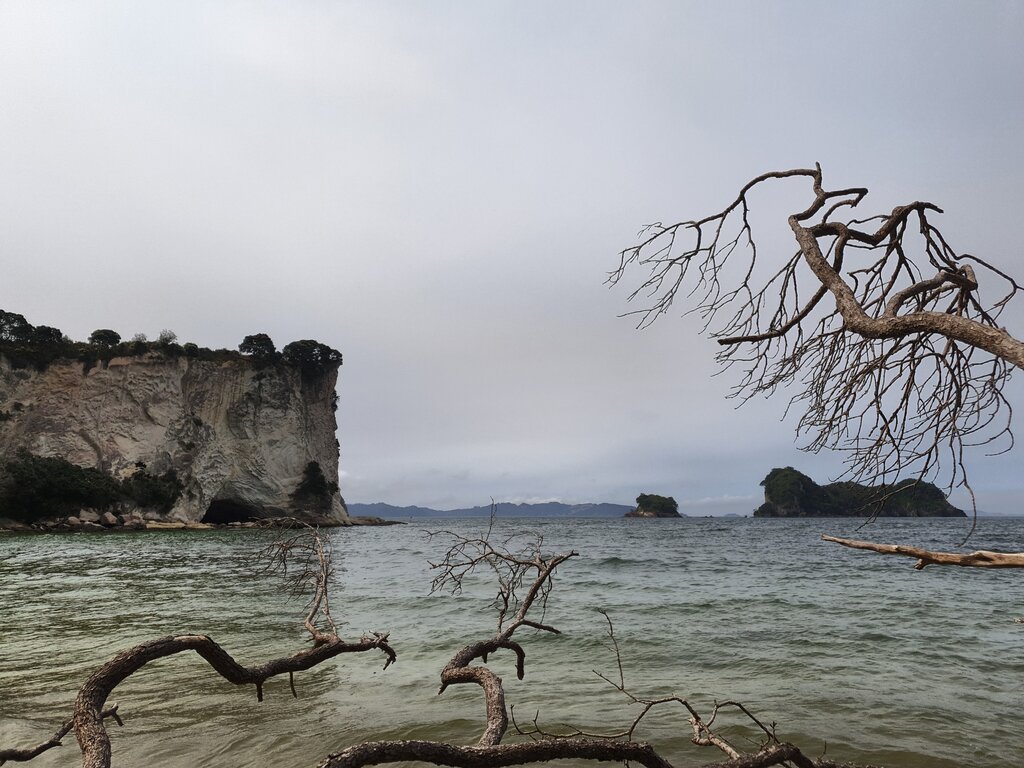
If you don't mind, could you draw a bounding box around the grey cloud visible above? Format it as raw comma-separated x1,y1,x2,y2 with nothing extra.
2,1,1022,513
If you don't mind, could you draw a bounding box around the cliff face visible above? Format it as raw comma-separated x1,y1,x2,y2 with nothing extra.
0,353,348,524
754,467,965,518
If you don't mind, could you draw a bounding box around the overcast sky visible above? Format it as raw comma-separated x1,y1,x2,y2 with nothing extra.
2,2,1023,514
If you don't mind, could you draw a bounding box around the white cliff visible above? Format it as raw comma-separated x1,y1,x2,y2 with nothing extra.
0,351,348,524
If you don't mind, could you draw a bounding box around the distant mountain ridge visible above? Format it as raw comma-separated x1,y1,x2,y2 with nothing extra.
347,501,636,519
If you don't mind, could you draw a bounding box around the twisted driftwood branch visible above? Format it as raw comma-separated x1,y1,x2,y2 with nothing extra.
4,521,887,768
320,729,868,768
320,737,674,768
320,524,880,768
823,534,1024,569
73,632,395,768
0,707,120,765
509,609,887,768
427,523,577,746
0,524,395,768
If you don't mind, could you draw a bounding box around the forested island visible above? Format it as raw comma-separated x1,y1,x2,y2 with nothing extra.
754,467,966,518
624,493,682,518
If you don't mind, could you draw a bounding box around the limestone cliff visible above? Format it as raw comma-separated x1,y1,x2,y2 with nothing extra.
0,352,348,524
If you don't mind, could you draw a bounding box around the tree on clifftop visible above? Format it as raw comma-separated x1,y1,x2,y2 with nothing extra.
611,165,1024,568
88,329,121,347
30,326,65,345
0,310,33,343
238,333,277,359
282,339,342,376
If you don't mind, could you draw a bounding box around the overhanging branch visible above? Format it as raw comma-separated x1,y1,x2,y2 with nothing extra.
612,164,1023,493
822,534,1024,569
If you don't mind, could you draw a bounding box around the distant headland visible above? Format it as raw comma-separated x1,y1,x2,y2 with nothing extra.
0,308,348,529
754,467,966,518
347,501,635,519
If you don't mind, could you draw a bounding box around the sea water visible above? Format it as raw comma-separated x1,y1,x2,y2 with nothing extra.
1,517,1022,767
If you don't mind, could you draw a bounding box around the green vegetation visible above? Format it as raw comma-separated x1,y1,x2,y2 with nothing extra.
121,465,182,514
755,467,965,517
0,451,184,523
290,461,339,512
634,493,680,517
238,333,277,360
0,311,33,343
282,340,343,378
0,307,342,377
88,329,121,346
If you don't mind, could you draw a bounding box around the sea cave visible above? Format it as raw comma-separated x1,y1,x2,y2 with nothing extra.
201,498,263,524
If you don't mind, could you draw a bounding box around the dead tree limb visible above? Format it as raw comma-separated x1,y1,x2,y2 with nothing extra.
823,534,1024,569
3,523,885,768
72,631,395,768
0,524,395,768
610,164,1022,496
513,609,845,768
321,738,674,768
427,526,578,746
321,528,880,768
0,707,121,766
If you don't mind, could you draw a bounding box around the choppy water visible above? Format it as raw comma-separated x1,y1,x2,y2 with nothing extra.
1,517,1023,768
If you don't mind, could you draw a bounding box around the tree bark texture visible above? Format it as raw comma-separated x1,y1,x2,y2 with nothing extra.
823,534,1024,569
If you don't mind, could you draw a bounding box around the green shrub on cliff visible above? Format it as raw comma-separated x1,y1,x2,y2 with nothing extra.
122,466,183,514
0,450,122,521
0,311,33,343
290,461,339,512
0,308,344,377
282,340,343,378
0,451,184,523
239,333,278,361
88,329,121,346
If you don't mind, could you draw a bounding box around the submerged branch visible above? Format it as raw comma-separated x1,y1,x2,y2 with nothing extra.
0,707,121,765
0,525,395,768
319,737,675,768
73,633,395,768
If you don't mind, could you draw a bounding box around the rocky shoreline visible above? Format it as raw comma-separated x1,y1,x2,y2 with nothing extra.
0,512,404,533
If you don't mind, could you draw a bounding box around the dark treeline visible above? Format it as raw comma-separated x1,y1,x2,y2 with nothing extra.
0,309,341,376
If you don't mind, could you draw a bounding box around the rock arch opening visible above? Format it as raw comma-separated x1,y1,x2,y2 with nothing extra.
202,499,262,524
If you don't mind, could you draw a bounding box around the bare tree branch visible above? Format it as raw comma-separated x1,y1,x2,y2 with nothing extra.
0,707,121,765
320,737,675,768
0,524,395,768
610,164,1022,497
822,534,1024,569
426,523,577,746
3,522,887,768
72,631,395,768
326,525,880,768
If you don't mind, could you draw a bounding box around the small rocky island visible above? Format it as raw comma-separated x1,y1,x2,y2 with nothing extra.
754,467,966,518
624,493,682,518
0,309,352,530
